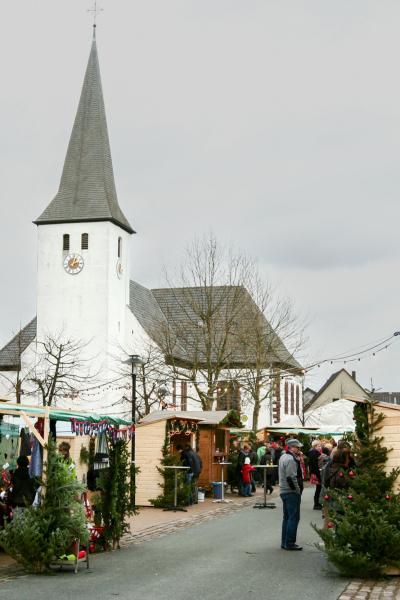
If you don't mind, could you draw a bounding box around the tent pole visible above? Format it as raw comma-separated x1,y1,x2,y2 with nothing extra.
42,406,50,488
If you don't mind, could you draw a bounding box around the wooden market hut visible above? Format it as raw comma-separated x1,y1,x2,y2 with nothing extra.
346,395,400,476
135,410,240,505
135,411,202,506
195,411,232,489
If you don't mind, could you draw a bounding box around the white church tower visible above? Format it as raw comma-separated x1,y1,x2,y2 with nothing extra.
34,31,135,400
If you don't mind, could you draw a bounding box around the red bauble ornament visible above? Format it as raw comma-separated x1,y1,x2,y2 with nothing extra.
327,522,335,529
385,494,392,501
323,494,331,501
347,495,353,500
349,470,355,477
338,471,344,478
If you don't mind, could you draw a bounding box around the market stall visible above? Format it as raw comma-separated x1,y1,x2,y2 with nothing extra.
135,411,202,506
0,400,133,484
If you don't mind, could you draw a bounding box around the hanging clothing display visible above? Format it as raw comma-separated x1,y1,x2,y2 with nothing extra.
29,439,43,478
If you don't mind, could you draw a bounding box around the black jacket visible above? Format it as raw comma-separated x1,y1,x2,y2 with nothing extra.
182,449,202,477
9,467,36,507
308,448,322,482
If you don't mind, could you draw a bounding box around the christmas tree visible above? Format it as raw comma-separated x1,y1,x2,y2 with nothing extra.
0,440,88,573
315,399,400,578
97,437,133,549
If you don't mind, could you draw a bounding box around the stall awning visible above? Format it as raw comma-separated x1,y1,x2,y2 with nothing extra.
0,401,131,426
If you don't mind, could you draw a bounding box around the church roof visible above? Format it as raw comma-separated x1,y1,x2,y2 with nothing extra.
0,318,37,370
35,36,134,234
128,283,302,372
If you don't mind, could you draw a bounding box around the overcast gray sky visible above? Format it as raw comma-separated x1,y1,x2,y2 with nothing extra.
1,1,399,393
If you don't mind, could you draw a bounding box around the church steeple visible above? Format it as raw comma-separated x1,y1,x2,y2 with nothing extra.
35,37,134,234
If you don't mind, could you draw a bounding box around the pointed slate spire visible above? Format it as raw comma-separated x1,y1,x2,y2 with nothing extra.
35,37,134,234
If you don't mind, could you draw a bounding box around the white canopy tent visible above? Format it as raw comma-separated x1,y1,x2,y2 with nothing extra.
275,399,356,435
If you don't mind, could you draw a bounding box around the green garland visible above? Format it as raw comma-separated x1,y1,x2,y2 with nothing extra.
219,409,243,428
97,437,134,549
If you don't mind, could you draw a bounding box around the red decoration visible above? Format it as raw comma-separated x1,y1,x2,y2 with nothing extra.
338,471,344,478
347,495,353,500
323,494,331,501
349,470,355,477
89,543,95,553
327,522,335,529
385,494,392,501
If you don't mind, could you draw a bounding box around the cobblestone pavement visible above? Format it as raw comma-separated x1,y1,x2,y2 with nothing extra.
2,496,400,599
338,579,400,599
120,498,255,546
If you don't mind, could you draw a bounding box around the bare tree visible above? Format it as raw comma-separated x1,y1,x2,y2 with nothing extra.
133,340,173,418
235,272,306,431
28,334,97,407
154,234,257,410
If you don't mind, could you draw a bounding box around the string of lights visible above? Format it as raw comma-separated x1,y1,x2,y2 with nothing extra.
55,330,400,405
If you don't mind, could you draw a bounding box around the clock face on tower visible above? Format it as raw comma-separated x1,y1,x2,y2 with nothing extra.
116,259,123,279
63,253,84,275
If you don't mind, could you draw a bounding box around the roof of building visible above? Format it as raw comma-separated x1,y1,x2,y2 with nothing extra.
0,318,37,370
150,286,302,371
305,369,367,410
138,410,229,426
34,37,134,234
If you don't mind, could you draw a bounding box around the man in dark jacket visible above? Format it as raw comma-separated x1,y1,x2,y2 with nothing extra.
181,445,202,504
8,456,37,508
279,439,304,551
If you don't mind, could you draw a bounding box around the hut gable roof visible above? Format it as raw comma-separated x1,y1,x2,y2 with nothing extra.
138,410,228,426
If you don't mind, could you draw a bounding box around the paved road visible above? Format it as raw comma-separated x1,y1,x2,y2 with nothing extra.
0,488,349,600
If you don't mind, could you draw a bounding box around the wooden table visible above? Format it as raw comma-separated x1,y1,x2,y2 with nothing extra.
163,465,190,512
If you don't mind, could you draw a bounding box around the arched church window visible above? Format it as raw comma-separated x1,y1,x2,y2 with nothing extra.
118,237,122,258
63,234,70,251
81,233,89,250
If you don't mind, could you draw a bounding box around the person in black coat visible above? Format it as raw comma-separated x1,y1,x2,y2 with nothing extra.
308,440,323,509
8,456,37,508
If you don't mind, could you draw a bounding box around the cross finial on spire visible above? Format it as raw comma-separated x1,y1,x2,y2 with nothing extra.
87,1,103,38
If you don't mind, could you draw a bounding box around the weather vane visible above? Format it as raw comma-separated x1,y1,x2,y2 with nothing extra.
87,1,103,36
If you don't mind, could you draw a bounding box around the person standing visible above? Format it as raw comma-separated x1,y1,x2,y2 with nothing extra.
308,440,323,510
241,457,256,497
236,444,250,496
181,444,202,504
279,439,304,551
8,456,37,509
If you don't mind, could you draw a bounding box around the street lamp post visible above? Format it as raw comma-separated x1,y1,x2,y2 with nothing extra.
124,354,143,507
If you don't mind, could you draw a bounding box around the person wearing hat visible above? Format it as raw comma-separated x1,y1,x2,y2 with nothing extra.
279,438,304,551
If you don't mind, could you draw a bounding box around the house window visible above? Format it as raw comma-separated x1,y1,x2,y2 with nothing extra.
290,383,295,415
181,381,187,411
216,381,240,411
118,237,122,258
295,385,300,415
172,380,177,407
81,233,89,250
284,381,289,414
63,234,70,251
